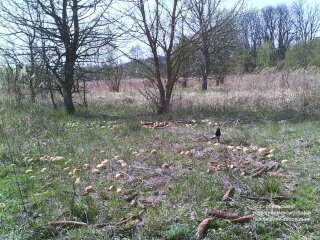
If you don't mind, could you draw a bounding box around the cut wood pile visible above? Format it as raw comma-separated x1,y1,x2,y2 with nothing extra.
141,120,196,129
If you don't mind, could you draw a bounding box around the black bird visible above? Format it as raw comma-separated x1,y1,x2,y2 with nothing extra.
215,128,221,143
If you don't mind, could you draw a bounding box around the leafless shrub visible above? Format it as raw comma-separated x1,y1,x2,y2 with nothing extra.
85,69,320,117
103,65,126,93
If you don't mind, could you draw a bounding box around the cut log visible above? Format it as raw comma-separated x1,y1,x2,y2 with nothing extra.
207,209,240,219
194,218,214,240
96,223,109,228
231,215,254,223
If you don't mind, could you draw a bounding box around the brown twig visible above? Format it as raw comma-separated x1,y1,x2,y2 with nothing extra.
116,209,145,226
49,221,88,228
251,165,269,177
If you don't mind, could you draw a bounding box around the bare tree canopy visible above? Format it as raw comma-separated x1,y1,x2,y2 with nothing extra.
118,0,188,113
0,0,115,113
292,0,320,42
186,0,244,89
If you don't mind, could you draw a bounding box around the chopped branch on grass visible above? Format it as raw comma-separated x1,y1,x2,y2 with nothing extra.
194,218,214,240
207,209,240,219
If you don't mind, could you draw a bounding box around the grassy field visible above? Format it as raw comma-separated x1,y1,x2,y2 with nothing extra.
0,71,320,239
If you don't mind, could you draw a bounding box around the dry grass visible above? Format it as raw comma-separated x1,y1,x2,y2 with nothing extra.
2,69,318,118
83,70,320,118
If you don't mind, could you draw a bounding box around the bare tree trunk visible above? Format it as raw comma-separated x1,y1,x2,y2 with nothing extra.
63,54,76,113
63,89,75,114
217,74,225,85
215,75,220,86
181,76,187,88
157,94,171,114
201,46,210,90
202,76,208,90
83,79,87,108
29,80,36,103
50,88,57,109
214,73,226,86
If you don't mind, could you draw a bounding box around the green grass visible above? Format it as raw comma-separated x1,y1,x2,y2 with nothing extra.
0,102,319,239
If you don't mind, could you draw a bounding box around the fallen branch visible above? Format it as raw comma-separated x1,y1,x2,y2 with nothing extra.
194,218,214,240
172,120,195,124
116,216,138,226
141,121,154,126
141,120,195,129
141,121,168,129
266,163,279,171
253,165,266,173
116,209,145,226
49,209,146,229
231,215,254,223
251,165,269,177
222,187,235,201
95,223,109,228
49,221,88,228
207,209,240,219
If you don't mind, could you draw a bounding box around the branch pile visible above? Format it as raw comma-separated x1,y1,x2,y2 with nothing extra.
141,120,195,129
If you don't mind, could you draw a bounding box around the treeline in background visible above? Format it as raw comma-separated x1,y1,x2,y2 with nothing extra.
0,0,319,114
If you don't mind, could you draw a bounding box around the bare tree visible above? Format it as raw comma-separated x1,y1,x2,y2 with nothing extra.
292,0,320,42
100,53,126,92
275,4,293,61
0,4,45,104
128,45,144,78
186,0,244,90
238,9,264,72
121,0,187,113
1,61,24,105
261,6,277,44
176,36,198,88
0,0,114,114
241,10,263,54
